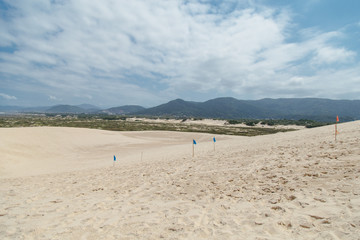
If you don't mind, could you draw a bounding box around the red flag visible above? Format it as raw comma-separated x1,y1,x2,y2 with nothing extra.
336,115,339,122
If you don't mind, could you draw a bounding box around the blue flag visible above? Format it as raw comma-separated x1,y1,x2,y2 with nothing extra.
114,155,116,161
193,139,197,145
213,137,216,142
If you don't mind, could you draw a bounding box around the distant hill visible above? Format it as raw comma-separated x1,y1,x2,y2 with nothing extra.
76,104,101,111
134,99,201,116
0,104,143,115
0,104,101,114
199,98,270,119
0,105,52,113
136,98,360,122
136,97,272,119
1,98,360,122
103,105,145,115
0,106,24,113
248,98,360,121
46,105,88,113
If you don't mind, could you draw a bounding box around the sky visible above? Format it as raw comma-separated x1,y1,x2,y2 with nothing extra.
0,0,359,107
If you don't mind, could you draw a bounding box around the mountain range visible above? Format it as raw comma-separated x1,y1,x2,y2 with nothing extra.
1,98,360,122
135,98,360,122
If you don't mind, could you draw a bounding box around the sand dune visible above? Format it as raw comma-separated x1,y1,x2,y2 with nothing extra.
0,122,359,239
0,127,235,178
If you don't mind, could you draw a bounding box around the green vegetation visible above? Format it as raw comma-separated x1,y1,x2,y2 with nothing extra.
0,114,306,136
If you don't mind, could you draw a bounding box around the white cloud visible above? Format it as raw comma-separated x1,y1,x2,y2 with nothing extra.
0,0,359,105
0,93,17,100
313,46,356,65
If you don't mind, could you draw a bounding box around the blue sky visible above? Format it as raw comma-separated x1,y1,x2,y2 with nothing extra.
0,0,359,107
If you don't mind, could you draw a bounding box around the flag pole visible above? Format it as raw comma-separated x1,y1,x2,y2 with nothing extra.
213,137,216,151
335,124,337,141
335,115,339,141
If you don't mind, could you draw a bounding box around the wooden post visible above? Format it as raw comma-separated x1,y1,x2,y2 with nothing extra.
335,115,339,141
192,139,197,157
335,123,337,141
213,137,216,152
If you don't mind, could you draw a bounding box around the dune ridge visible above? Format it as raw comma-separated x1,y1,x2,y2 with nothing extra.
0,122,359,239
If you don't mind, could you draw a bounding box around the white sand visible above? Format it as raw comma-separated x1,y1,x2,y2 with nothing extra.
126,117,305,129
0,122,359,239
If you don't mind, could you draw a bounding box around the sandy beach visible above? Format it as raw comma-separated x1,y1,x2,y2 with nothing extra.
1,122,359,239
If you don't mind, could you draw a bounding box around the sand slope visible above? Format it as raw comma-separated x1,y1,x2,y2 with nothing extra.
0,127,234,178
0,122,359,239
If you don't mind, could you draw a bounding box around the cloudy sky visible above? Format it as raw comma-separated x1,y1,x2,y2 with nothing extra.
0,0,359,107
